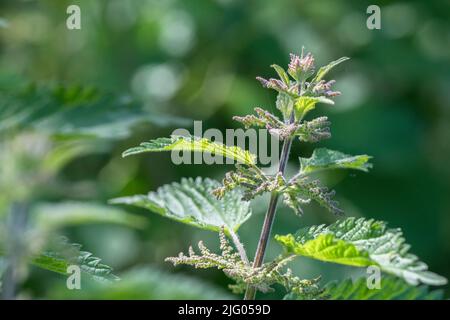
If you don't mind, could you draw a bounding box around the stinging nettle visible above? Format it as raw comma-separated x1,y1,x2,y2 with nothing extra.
113,49,447,300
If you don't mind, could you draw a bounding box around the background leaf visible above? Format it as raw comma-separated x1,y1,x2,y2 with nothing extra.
46,266,233,300
0,84,189,138
31,238,119,283
31,201,147,231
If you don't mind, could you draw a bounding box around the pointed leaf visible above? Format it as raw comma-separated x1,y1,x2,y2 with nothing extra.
276,92,293,121
271,64,290,86
294,96,334,121
300,148,372,174
110,177,252,233
312,57,350,83
276,218,448,286
122,135,257,166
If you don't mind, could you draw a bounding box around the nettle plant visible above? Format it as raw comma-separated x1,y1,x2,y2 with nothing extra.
112,51,447,300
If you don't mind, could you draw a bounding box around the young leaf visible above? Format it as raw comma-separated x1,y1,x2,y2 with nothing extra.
275,218,448,286
294,96,334,121
276,92,294,121
311,56,350,83
31,238,119,283
299,148,372,174
110,177,252,233
270,64,290,86
122,135,257,166
277,233,373,267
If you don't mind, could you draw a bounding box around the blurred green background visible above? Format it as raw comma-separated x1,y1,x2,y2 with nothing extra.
0,0,449,299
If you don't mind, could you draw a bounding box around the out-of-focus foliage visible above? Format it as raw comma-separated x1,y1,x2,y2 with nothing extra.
31,237,120,283
0,84,189,138
0,0,449,299
46,266,234,300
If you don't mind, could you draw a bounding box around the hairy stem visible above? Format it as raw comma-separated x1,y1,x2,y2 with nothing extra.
228,229,249,265
244,113,295,300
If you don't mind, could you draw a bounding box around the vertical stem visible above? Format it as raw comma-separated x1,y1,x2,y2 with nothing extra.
244,114,295,300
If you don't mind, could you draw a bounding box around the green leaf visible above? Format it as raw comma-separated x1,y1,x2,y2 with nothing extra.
312,56,350,83
31,201,147,231
300,148,372,174
322,277,444,300
0,84,189,138
275,218,448,286
276,233,373,267
276,92,294,121
110,177,252,233
31,238,119,283
285,276,444,300
271,64,290,86
122,135,257,166
294,96,334,121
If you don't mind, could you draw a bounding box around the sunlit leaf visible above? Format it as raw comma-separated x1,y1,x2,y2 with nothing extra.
122,135,257,166
294,96,334,121
276,218,448,286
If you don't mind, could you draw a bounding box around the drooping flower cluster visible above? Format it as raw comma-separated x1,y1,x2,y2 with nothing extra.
165,227,323,297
